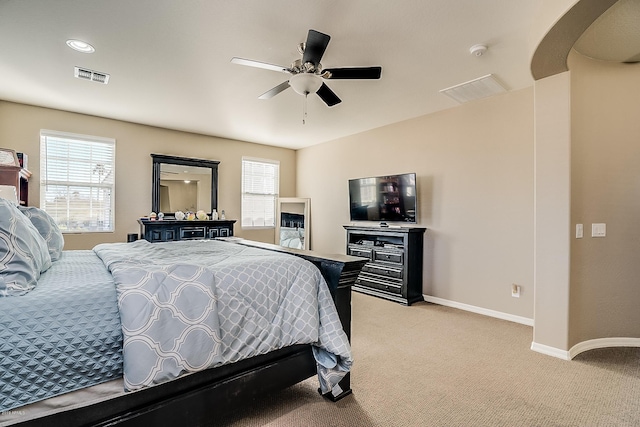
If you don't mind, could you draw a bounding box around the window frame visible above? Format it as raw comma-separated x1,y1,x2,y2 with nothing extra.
40,129,116,234
241,157,280,229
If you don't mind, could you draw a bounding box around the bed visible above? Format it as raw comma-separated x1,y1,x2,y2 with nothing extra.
0,198,366,426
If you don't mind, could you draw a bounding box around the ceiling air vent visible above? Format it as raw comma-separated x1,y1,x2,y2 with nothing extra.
74,66,110,84
439,74,507,104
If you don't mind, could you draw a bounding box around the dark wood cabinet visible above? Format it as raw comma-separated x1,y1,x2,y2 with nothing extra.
138,219,236,242
0,164,30,206
344,225,426,305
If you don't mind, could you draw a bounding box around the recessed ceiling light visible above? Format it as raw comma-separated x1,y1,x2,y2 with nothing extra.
66,39,95,53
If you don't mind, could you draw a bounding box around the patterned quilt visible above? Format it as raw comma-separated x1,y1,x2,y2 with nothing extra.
0,251,123,413
93,239,352,396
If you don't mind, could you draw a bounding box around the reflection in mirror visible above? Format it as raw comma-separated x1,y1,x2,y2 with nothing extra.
159,164,211,213
151,154,219,216
276,198,310,250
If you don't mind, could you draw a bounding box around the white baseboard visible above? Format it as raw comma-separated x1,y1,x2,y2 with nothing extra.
530,341,571,360
568,337,640,359
531,338,640,360
422,295,534,326
422,295,640,360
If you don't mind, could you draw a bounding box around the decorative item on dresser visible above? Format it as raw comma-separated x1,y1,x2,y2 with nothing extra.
138,218,236,242
0,148,30,206
344,224,426,305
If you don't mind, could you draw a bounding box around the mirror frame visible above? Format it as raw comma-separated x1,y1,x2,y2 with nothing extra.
276,197,310,250
151,154,219,216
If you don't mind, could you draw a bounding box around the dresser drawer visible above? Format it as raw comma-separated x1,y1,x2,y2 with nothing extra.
349,246,373,259
208,227,231,238
180,227,206,240
150,229,177,242
362,263,403,279
356,273,402,295
373,250,403,264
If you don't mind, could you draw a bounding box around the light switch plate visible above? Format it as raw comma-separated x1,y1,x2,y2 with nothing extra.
576,224,583,239
592,223,606,237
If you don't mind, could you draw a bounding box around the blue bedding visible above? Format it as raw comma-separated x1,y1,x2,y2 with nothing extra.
0,251,123,412
94,240,351,395
0,240,352,413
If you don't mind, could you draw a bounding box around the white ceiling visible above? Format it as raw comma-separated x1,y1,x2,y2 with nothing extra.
0,0,544,149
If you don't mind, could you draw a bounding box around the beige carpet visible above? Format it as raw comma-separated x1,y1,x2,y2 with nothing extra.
209,292,640,426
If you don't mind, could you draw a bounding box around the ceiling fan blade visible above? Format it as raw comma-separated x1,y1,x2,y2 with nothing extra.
258,81,291,99
231,57,290,74
302,30,330,67
324,66,382,79
316,83,341,107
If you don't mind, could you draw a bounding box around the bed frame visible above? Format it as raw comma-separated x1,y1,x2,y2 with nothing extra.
14,240,366,427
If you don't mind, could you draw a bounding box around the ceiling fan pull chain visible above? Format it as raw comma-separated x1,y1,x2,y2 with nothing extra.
303,92,308,125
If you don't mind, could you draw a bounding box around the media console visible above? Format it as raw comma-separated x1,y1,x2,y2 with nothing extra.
344,225,426,305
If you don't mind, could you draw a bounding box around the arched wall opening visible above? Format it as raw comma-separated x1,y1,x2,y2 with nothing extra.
531,0,640,358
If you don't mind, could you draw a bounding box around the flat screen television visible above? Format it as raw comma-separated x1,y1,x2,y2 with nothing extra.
348,172,417,224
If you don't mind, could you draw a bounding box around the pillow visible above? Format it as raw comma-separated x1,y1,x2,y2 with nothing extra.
18,205,65,261
0,198,52,297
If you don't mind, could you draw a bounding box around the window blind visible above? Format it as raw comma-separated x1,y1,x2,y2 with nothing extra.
241,158,279,228
40,130,115,233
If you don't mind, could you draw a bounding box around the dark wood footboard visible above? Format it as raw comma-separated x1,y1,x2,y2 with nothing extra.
15,240,366,427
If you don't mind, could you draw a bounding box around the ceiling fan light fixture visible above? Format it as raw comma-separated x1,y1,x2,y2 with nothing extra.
289,73,322,95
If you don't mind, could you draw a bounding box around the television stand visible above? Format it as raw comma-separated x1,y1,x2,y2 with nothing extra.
344,225,426,305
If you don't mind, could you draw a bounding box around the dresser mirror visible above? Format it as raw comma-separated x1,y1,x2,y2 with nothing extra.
275,197,310,250
151,154,219,217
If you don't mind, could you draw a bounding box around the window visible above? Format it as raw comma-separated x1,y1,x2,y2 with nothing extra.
241,157,279,228
40,130,115,233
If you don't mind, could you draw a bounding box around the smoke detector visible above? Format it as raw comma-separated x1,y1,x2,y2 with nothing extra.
470,44,488,56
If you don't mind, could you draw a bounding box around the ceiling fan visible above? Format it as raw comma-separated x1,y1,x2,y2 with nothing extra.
231,29,382,108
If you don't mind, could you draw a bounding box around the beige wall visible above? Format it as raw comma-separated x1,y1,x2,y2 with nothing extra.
569,51,640,344
529,0,640,356
297,88,535,319
0,101,296,249
532,71,572,353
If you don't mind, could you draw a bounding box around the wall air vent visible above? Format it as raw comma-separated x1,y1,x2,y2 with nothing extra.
74,66,110,84
439,74,507,104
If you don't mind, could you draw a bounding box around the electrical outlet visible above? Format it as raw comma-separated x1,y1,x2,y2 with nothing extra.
511,284,521,298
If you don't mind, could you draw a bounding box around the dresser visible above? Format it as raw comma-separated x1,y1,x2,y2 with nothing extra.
0,163,30,206
138,219,236,242
344,225,426,305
